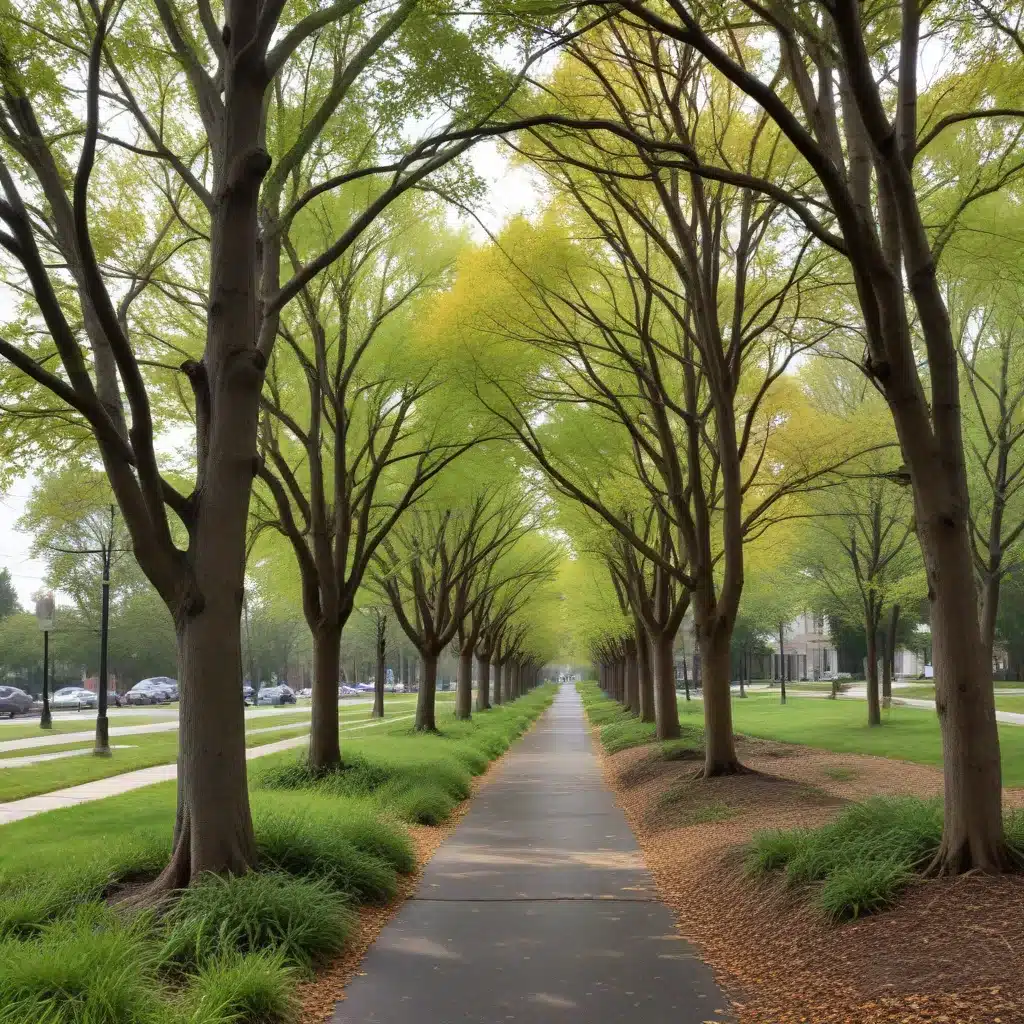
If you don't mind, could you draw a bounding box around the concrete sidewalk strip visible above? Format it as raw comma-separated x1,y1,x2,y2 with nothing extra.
0,744,138,769
0,698,421,755
331,686,732,1024
0,712,414,826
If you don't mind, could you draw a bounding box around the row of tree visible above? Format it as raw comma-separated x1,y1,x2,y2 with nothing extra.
1,0,1022,887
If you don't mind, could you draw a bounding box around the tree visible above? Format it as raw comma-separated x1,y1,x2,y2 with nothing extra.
589,0,1024,872
253,197,477,769
0,568,18,619
0,0,530,889
374,486,532,730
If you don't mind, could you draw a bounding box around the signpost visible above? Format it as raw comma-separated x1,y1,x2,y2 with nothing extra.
35,592,55,730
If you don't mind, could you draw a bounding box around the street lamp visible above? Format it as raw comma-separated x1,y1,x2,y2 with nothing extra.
35,592,55,729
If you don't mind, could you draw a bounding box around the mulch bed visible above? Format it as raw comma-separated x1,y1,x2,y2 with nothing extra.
597,734,1024,1024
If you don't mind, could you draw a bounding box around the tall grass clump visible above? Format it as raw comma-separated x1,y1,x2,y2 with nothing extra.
179,951,297,1024
160,872,353,972
0,905,167,1024
746,797,948,921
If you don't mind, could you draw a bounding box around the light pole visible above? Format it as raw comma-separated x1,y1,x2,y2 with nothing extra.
35,592,55,729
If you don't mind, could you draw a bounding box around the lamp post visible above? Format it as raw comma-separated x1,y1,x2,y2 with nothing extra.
35,592,55,729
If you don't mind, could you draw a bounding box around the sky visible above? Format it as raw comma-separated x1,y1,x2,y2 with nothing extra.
0,142,542,609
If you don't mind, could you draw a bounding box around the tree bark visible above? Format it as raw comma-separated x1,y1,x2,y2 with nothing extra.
373,630,385,719
979,574,1000,669
476,655,491,711
928,519,1006,872
415,653,438,731
637,626,655,722
625,636,640,715
502,658,513,703
778,623,787,705
309,623,342,767
651,631,680,740
492,658,503,705
699,626,742,775
456,647,473,720
155,608,256,890
866,613,881,727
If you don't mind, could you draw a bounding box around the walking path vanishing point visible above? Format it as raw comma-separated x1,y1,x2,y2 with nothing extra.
332,686,731,1024
0,713,414,826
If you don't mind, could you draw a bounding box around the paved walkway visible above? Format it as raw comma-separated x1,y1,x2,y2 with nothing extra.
0,713,413,825
332,686,730,1024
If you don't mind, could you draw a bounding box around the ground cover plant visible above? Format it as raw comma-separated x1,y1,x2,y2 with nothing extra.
746,797,1024,923
0,685,555,1023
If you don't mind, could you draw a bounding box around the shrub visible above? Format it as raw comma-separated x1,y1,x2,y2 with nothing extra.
0,905,167,1024
253,794,402,902
160,872,353,972
747,798,948,921
180,951,297,1024
817,859,914,922
383,782,457,825
600,716,658,753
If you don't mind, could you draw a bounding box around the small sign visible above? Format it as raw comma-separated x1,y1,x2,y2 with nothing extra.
35,592,56,631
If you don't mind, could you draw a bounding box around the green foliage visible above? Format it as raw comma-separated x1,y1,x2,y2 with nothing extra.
160,873,353,973
252,795,403,904
744,798,1024,922
178,952,297,1024
0,906,167,1024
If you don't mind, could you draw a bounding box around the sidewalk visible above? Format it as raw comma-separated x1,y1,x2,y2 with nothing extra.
331,686,731,1023
0,713,412,825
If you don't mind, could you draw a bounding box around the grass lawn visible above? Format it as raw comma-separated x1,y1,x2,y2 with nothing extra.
0,716,173,741
0,704,416,802
695,692,1024,787
0,686,555,1024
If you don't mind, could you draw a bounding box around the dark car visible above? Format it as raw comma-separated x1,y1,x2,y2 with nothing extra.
125,679,174,705
257,685,296,707
0,685,33,718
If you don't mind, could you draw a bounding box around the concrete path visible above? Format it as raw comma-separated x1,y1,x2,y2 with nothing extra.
332,686,730,1024
0,744,138,768
0,713,413,825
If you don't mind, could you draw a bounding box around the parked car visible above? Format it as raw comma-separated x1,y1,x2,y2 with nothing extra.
339,685,361,697
145,676,178,700
257,685,296,706
125,679,174,705
298,688,312,699
52,686,98,710
242,684,255,705
0,685,33,718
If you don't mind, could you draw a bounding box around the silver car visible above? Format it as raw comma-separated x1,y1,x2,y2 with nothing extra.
51,687,98,710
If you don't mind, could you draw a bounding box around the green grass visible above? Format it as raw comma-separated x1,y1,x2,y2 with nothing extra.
0,705,417,803
747,796,1024,922
823,766,858,781
0,716,174,742
0,684,556,1023
722,694,1024,787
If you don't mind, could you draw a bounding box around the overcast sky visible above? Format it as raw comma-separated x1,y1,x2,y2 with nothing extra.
0,142,541,608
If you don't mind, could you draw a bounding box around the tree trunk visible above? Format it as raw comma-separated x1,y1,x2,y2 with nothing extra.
476,655,491,711
373,632,385,719
309,623,342,769
502,659,513,703
625,637,640,715
154,607,256,890
682,654,690,700
699,627,742,775
456,647,473,720
979,573,1000,669
778,624,787,705
415,653,438,731
492,659,503,705
635,620,655,722
651,631,680,740
866,615,881,727
926,520,1007,872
